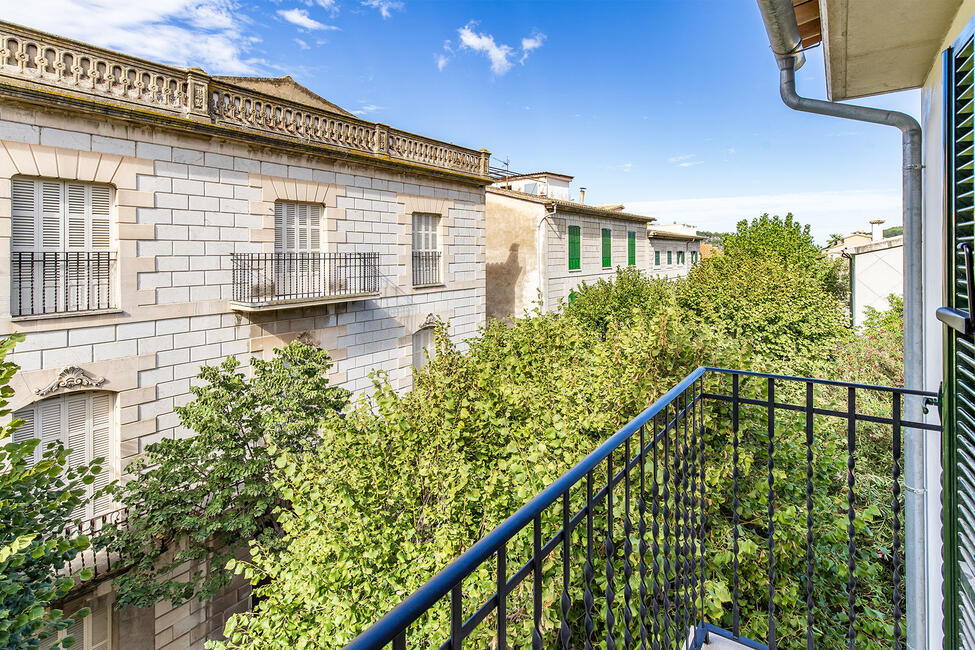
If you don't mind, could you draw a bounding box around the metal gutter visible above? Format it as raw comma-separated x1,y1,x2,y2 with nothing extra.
754,1,928,648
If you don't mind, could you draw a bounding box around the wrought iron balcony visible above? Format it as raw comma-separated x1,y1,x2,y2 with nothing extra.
11,251,116,317
347,368,938,650
230,252,380,311
55,507,129,585
412,251,442,287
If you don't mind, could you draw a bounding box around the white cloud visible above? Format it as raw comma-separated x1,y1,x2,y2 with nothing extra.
679,161,703,168
295,38,311,50
435,53,450,71
362,0,403,18
3,0,262,74
458,22,514,75
624,189,901,241
610,162,634,173
278,8,337,30
314,0,339,13
520,32,545,64
352,104,383,115
667,154,696,164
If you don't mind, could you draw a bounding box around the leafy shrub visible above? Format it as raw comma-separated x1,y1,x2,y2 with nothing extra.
100,342,349,608
565,266,676,334
677,254,848,369
213,306,745,648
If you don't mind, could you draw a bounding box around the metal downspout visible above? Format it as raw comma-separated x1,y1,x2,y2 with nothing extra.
755,1,927,648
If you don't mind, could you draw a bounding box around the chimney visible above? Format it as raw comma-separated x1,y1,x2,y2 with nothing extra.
869,219,885,242
579,187,586,204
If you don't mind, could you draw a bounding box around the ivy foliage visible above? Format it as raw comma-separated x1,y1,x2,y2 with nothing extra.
99,342,350,608
1,334,102,649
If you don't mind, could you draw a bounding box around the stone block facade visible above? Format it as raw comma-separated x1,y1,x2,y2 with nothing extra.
0,21,489,648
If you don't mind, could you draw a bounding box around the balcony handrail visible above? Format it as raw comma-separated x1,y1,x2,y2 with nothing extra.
346,367,709,650
11,250,117,317
231,251,380,307
0,19,490,177
347,367,940,650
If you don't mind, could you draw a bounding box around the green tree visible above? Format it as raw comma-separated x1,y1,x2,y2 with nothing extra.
100,342,349,608
211,308,745,648
1,334,103,648
724,213,846,299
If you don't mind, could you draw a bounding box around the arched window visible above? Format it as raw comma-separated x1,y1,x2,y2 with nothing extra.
12,391,115,520
412,327,435,369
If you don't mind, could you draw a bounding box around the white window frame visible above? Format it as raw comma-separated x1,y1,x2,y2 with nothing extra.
412,213,442,286
39,600,112,650
13,391,116,521
412,327,435,369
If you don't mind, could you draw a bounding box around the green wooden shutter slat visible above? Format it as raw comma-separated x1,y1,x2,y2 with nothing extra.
627,231,636,266
568,225,581,271
601,228,611,267
946,29,975,647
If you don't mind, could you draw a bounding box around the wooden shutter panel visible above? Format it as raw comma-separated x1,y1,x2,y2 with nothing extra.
65,182,88,250
274,202,284,253
568,225,580,271
90,184,111,250
12,405,36,466
64,394,88,521
89,601,111,650
601,228,611,267
945,26,975,649
309,204,321,252
11,178,36,251
627,231,636,266
39,181,62,250
90,393,113,517
296,203,309,251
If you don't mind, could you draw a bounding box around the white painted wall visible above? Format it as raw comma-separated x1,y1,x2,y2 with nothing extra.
850,239,903,327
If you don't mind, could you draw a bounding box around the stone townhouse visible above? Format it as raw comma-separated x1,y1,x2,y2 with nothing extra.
485,174,654,319
646,225,703,280
0,20,489,649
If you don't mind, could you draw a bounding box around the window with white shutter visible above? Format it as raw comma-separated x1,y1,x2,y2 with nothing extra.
38,600,111,650
412,327,435,369
13,392,115,520
274,201,322,254
412,213,442,286
10,177,115,316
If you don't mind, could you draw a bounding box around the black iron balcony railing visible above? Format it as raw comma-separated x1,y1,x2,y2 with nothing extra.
11,251,116,317
55,507,129,584
231,252,380,308
412,251,442,287
347,367,939,650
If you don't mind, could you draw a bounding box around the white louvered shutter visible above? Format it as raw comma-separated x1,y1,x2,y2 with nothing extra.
309,204,321,252
39,181,62,251
89,185,111,250
65,183,88,250
12,406,36,465
89,601,111,650
37,399,63,463
65,394,88,521
274,202,284,253
89,393,113,517
11,178,36,251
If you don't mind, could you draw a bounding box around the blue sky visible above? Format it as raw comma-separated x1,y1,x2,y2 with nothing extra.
8,0,921,242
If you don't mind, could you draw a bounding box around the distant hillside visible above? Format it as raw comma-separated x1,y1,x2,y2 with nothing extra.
697,230,732,248
883,226,903,238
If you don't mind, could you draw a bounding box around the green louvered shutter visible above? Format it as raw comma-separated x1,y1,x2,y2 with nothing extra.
943,25,975,648
568,225,581,271
655,250,660,266
627,231,636,266
601,228,611,267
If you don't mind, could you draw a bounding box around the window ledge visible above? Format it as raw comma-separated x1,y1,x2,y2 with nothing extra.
10,309,124,322
412,283,446,291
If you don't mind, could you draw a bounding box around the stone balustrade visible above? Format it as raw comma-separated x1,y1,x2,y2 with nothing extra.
0,21,490,177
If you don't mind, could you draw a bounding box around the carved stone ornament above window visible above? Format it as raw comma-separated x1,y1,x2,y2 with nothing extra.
35,366,107,397
419,313,438,330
